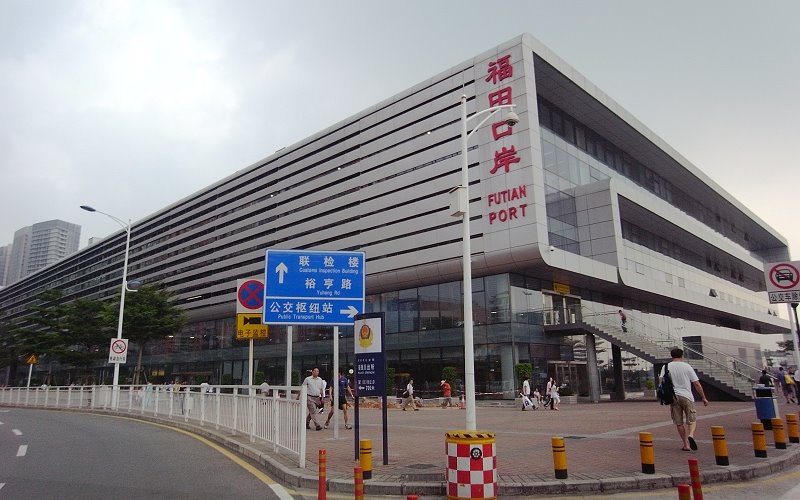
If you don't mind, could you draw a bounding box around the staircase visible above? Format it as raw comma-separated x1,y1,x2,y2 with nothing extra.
544,306,755,401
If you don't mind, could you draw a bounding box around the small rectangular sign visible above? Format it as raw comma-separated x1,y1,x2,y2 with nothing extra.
108,338,128,364
236,313,269,339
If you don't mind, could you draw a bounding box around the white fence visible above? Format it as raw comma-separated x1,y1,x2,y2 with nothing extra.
0,384,308,468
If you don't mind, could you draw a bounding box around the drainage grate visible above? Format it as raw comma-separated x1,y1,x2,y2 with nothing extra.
404,463,439,470
400,473,444,482
564,435,587,440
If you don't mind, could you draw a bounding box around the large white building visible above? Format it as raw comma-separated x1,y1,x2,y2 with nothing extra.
0,34,790,398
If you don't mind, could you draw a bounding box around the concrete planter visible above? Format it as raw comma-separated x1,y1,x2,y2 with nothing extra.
560,395,577,404
643,389,657,400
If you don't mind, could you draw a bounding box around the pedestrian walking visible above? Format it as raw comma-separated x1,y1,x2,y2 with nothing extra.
659,347,709,451
545,377,555,409
299,367,326,430
440,379,453,408
325,369,354,429
778,367,795,403
549,379,560,411
401,379,418,411
758,369,773,386
521,376,532,411
786,368,797,403
618,309,627,332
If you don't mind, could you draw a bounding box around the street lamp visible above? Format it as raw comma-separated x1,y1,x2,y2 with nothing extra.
453,95,518,430
80,205,132,408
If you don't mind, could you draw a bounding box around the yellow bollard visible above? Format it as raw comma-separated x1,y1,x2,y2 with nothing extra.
751,422,767,458
551,436,568,479
786,413,799,444
772,418,787,449
359,439,373,480
354,466,364,500
639,432,655,474
711,426,729,466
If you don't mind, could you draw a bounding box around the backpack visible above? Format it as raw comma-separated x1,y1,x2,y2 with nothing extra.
657,363,676,406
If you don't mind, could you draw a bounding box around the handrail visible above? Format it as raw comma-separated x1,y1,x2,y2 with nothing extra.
537,302,758,390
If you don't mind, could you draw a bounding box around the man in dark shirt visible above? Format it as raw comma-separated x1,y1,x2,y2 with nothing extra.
758,369,773,386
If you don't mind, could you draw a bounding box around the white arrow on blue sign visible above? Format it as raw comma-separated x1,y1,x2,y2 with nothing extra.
263,249,366,325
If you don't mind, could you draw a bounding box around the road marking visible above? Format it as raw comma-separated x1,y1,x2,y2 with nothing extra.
0,483,5,490
108,416,294,500
12,429,22,436
17,445,27,457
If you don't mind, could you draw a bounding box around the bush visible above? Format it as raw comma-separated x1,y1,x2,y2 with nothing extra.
514,363,532,388
645,379,655,390
559,386,575,396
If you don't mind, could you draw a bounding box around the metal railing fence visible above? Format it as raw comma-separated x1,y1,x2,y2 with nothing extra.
0,383,308,468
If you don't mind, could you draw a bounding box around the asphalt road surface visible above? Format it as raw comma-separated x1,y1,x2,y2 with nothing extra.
0,408,293,499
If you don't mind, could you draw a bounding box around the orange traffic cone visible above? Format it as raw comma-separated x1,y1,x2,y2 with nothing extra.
459,395,465,410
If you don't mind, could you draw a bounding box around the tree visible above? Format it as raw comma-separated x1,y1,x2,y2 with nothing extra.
777,340,795,353
111,283,186,384
514,363,532,389
12,289,110,383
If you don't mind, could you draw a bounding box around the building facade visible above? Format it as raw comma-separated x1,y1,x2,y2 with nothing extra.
0,34,790,397
0,244,10,287
4,220,81,284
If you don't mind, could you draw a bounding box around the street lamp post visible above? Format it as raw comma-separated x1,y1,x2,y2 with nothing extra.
80,205,131,409
455,95,518,430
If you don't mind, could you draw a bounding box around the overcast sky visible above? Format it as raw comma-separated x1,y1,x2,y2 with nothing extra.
2,1,798,265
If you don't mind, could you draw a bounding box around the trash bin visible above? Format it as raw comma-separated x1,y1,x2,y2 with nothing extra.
753,386,779,429
445,430,497,500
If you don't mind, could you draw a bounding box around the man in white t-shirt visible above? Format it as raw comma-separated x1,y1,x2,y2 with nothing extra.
300,367,326,430
521,377,531,411
660,348,709,451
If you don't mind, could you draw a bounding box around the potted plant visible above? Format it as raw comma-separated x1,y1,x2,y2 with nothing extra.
643,379,656,399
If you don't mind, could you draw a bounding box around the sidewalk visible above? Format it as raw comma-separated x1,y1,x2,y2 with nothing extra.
167,397,800,497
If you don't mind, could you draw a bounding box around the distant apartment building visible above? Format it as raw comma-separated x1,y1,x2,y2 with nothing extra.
5,220,81,284
0,244,10,287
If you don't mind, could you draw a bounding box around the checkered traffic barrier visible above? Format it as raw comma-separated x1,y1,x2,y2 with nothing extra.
445,430,497,500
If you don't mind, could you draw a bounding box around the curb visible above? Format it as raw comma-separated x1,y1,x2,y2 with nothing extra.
10,405,800,496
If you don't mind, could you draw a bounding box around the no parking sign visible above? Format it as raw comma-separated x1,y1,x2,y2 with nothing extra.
764,261,800,303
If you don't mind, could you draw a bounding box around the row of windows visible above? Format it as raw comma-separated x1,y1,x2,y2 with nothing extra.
538,97,767,254
621,219,765,292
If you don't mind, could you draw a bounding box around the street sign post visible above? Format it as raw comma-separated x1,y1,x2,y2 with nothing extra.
108,338,128,364
764,261,800,304
236,313,269,340
264,250,366,325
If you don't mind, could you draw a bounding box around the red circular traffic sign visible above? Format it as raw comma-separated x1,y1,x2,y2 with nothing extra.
769,263,800,290
237,280,264,310
111,339,127,354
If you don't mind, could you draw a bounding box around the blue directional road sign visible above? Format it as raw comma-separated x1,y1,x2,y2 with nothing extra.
264,249,366,325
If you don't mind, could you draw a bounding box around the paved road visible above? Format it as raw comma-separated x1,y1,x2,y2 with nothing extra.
0,408,293,499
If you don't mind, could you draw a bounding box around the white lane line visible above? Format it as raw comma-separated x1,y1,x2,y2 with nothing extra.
13,429,22,436
17,444,28,457
0,483,5,490
268,484,294,500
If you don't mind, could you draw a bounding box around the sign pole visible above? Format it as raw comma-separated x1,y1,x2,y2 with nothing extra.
333,325,340,439
791,303,800,369
248,338,254,387
286,325,293,399
26,363,33,389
